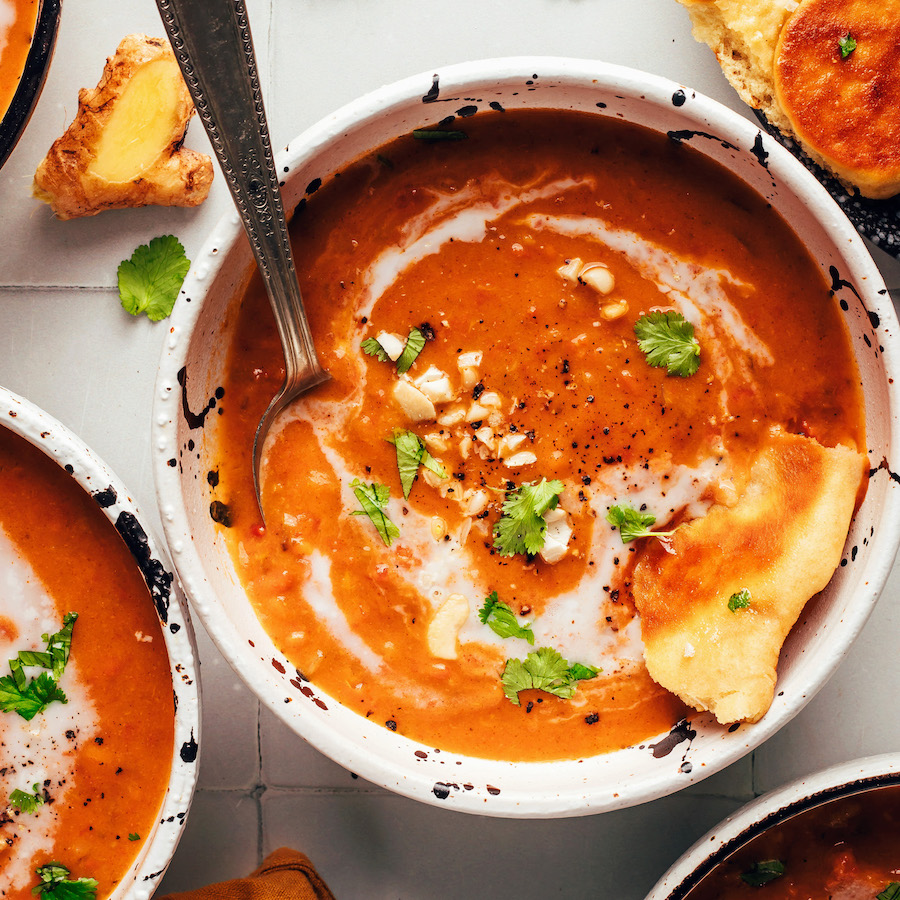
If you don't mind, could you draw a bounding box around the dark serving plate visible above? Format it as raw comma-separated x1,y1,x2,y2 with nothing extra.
755,110,900,259
0,0,61,169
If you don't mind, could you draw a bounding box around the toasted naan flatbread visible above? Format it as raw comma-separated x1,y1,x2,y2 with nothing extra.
632,428,865,724
774,0,900,200
676,0,900,198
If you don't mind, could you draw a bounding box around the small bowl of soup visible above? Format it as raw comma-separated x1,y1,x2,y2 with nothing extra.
647,753,900,899
0,387,199,897
0,0,60,168
153,58,900,816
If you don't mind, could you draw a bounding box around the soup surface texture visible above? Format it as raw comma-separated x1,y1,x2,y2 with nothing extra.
0,0,38,120
684,784,900,899
214,110,864,761
0,428,174,898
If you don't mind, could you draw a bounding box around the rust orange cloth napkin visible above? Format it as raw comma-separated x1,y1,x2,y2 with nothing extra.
159,847,336,900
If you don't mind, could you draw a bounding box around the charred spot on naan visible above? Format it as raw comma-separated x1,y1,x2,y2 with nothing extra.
632,427,865,724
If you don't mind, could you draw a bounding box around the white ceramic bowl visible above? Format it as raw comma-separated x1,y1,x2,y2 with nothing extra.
153,58,900,817
1,387,200,896
646,753,900,899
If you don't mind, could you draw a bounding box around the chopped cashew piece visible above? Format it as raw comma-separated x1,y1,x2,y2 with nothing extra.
437,405,466,427
457,351,483,368
430,517,447,540
479,391,503,409
423,432,450,454
579,264,615,295
557,257,615,296
498,433,526,456
459,366,480,390
457,351,483,390
393,381,436,421
375,332,406,361
415,365,448,384
557,257,583,283
426,594,470,660
414,366,455,404
466,402,491,422
600,299,629,321
461,489,488,517
539,507,573,564
474,427,495,451
504,451,537,468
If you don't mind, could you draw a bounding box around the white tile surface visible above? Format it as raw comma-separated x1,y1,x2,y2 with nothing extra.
193,620,261,791
754,560,900,793
260,705,380,791
3,0,900,897
260,789,741,900
156,790,260,894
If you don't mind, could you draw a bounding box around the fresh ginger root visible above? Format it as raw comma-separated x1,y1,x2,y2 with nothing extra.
33,34,213,219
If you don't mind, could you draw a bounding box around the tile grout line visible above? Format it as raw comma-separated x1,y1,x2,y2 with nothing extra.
256,701,264,866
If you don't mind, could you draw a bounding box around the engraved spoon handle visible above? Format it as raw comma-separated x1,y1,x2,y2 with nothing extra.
155,0,326,389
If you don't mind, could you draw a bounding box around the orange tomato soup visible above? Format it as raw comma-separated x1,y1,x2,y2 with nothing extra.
0,427,174,898
213,111,864,761
0,0,38,119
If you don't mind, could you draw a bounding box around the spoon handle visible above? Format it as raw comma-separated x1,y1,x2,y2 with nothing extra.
155,0,324,385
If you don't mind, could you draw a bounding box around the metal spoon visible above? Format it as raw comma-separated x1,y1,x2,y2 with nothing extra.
156,0,329,521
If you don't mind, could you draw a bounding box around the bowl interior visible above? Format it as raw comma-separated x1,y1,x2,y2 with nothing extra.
0,0,60,169
0,387,199,896
155,58,900,817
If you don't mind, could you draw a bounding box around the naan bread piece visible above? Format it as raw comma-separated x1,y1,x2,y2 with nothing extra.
674,0,799,132
774,0,900,199
676,0,900,198
632,428,865,724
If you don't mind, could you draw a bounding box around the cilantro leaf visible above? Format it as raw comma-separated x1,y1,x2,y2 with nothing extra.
0,671,68,721
838,33,857,59
361,338,389,362
0,615,77,721
350,478,400,546
128,833,140,842
478,591,535,645
387,430,447,499
117,235,190,322
606,504,678,544
878,885,900,900
32,862,98,898
493,478,565,558
501,647,599,706
362,327,427,374
568,663,599,681
44,613,77,682
634,310,700,377
728,589,752,612
396,327,426,374
740,860,785,888
10,783,45,814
